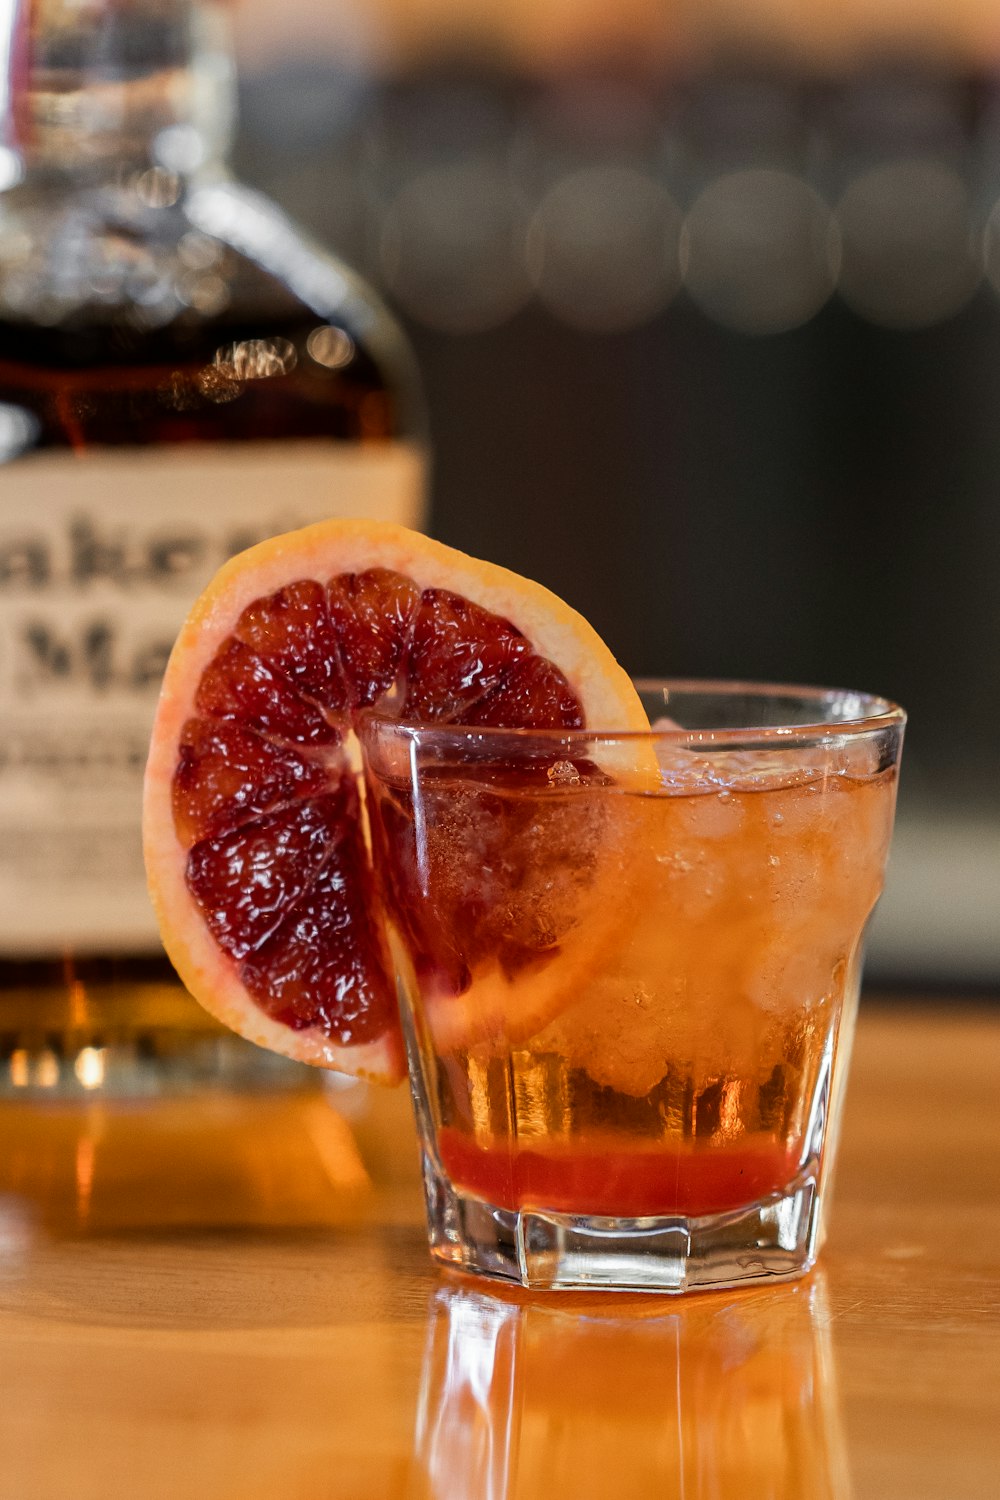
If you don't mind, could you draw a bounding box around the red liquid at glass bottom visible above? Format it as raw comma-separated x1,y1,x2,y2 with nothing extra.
438,1128,802,1218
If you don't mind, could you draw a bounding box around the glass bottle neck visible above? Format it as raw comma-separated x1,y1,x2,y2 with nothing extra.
1,0,235,191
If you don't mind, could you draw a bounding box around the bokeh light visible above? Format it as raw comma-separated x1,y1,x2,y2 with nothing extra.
378,157,531,333
835,158,980,329
527,165,682,332
681,170,836,335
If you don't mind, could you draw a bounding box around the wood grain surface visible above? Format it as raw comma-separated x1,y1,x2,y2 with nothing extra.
0,1003,997,1500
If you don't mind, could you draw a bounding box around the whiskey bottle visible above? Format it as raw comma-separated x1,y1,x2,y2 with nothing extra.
0,0,427,1092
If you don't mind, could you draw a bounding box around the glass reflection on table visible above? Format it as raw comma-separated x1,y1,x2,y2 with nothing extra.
412,1273,849,1500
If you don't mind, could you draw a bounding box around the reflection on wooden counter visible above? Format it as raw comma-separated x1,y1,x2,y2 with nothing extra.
0,1079,418,1234
414,1275,848,1499
0,1007,996,1500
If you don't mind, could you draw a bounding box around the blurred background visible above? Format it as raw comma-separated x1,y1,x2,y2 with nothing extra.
229,0,998,995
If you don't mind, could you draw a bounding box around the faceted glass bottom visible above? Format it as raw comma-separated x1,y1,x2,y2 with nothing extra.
420,1148,821,1294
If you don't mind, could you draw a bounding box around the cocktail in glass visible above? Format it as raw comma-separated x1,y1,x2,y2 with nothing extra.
361,682,905,1292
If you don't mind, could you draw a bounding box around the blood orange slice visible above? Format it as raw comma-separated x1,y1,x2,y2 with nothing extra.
143,520,649,1083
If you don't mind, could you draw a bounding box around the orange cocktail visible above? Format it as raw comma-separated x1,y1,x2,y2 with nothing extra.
362,682,904,1292
141,519,904,1292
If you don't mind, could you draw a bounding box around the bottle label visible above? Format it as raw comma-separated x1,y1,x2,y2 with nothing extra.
0,440,426,954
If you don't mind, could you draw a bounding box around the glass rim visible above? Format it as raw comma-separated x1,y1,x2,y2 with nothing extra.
361,677,906,747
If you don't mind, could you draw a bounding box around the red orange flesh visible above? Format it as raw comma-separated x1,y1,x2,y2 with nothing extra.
143,520,648,1083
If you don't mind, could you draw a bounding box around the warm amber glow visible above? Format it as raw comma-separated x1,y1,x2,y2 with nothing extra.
302,1100,372,1194
74,1046,106,1091
67,980,89,1029
234,0,1000,70
36,1050,59,1089
716,1077,745,1140
75,1137,96,1225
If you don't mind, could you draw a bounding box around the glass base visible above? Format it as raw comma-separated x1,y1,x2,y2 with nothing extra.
421,1150,821,1294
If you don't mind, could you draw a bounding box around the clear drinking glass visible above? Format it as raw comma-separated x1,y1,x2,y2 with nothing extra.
360,682,905,1293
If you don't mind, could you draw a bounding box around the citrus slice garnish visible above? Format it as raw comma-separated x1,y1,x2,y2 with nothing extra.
143,519,649,1083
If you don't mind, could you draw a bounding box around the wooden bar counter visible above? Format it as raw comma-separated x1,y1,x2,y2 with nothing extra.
0,1003,997,1498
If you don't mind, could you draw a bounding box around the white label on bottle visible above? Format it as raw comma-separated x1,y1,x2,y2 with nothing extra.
0,440,427,954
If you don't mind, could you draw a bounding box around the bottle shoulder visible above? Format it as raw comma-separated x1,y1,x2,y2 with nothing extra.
186,179,427,439
0,174,426,450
